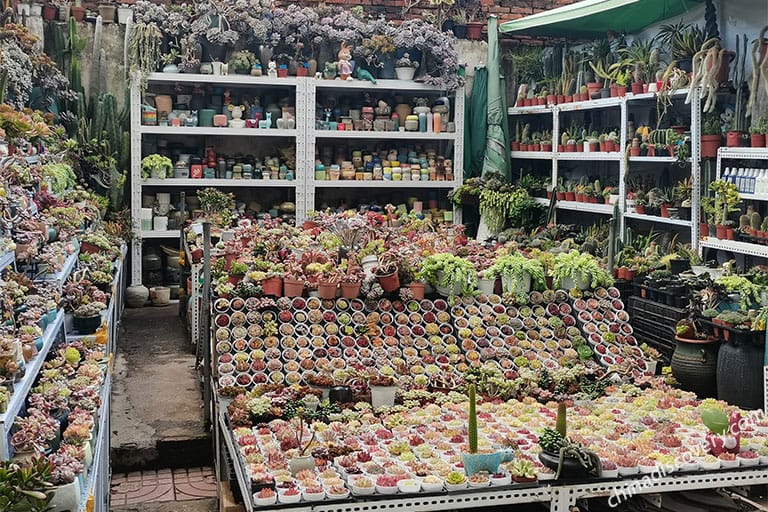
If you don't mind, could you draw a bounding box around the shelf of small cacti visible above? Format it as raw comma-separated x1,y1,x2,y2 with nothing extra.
699,317,765,346
734,228,768,245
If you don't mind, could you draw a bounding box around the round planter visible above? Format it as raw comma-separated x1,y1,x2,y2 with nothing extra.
262,277,282,296
370,385,397,408
377,271,400,293
70,6,85,20
288,455,315,476
150,286,171,306
50,479,81,512
42,4,57,20
726,130,743,147
465,21,484,40
317,281,337,300
717,338,764,409
73,315,101,335
672,336,718,399
125,284,149,308
700,134,722,159
538,450,593,479
558,275,589,291
501,272,531,295
477,278,495,295
751,133,766,148
395,67,416,81
407,282,425,300
283,278,304,298
340,282,361,299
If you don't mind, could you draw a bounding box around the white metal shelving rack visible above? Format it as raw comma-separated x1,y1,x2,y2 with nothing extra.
305,80,465,224
700,147,768,256
508,89,700,249
130,73,309,285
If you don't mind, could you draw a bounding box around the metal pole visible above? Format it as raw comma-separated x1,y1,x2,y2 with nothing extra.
607,208,616,273
202,221,212,428
179,191,186,320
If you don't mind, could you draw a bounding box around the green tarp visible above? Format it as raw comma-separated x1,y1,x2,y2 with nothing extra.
467,67,488,179
499,0,704,39
482,16,509,180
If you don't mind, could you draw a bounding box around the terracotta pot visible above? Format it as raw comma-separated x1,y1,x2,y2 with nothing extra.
557,144,565,152
726,130,743,147
726,228,735,240
408,282,425,300
589,142,599,152
631,82,644,95
700,134,722,159
536,97,545,106
587,82,602,98
465,21,483,40
565,95,573,103
751,134,766,147
541,143,552,152
43,4,57,20
547,191,553,199
277,68,288,78
340,281,361,299
660,205,670,218
617,86,627,97
262,276,282,296
565,192,575,201
566,143,576,152
556,192,565,201
531,143,541,151
97,4,115,22
511,142,520,151
575,143,584,152
635,205,646,214
716,225,727,239
647,145,656,157
377,271,400,293
546,94,556,105
228,274,244,286
630,147,641,157
70,5,85,20
296,66,308,77
699,223,709,238
283,278,304,297
317,281,337,299
556,94,565,104
610,85,619,97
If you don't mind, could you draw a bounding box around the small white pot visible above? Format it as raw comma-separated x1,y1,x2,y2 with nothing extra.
117,6,133,24
50,479,81,512
395,67,416,81
370,385,396,408
153,216,168,231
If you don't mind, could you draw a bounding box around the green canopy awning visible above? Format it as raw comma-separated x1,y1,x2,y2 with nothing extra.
499,0,704,39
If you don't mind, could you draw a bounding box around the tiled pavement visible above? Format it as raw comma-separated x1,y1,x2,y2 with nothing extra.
111,466,217,506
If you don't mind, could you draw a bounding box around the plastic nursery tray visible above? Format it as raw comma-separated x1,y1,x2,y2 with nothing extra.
699,319,766,346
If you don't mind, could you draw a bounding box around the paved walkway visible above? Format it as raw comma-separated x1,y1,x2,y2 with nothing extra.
110,467,217,506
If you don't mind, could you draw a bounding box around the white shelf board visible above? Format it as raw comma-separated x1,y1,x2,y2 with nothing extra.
718,147,768,159
700,237,768,258
314,78,446,91
141,230,181,239
139,126,297,137
556,152,622,161
556,95,622,111
146,72,297,87
0,309,64,437
39,250,79,284
507,105,551,115
628,156,691,164
510,151,553,160
739,192,768,201
624,212,692,227
626,88,689,102
313,130,457,140
141,178,298,188
313,180,458,188
534,197,551,206
557,201,614,214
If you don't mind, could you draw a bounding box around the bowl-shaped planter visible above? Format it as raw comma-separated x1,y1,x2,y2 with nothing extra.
461,450,513,476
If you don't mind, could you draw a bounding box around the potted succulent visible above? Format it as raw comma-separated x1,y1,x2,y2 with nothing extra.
485,253,545,296
72,302,106,334
701,111,722,158
417,253,477,297
286,411,316,476
461,384,512,475
369,369,397,408
47,452,84,512
0,458,54,510
316,269,339,300
141,154,172,180
553,251,613,290
339,265,363,299
749,117,767,148
227,261,248,286
394,53,419,81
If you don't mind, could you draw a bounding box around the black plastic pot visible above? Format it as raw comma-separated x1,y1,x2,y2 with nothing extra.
329,385,353,404
73,315,101,335
539,450,595,479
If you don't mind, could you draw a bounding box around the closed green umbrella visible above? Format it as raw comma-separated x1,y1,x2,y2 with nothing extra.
467,66,488,179
482,16,509,180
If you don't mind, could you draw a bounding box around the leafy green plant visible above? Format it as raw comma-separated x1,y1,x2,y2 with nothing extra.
417,253,477,297
141,154,172,180
553,251,613,289
197,188,235,227
700,406,728,434
709,180,741,225
228,261,249,276
486,253,545,292
715,275,762,310
41,162,76,194
0,458,53,511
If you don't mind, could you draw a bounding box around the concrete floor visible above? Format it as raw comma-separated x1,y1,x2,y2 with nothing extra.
111,305,211,471
111,498,217,512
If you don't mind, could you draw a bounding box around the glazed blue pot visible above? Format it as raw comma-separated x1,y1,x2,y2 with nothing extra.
462,450,514,475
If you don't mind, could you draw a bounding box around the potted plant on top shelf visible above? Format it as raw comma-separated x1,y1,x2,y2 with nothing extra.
394,53,419,81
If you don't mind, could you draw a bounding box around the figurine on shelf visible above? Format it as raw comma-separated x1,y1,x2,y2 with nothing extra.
356,67,376,84
228,105,246,128
223,89,231,107
259,112,272,129
338,42,353,80
374,99,391,117
323,61,338,80
267,60,277,78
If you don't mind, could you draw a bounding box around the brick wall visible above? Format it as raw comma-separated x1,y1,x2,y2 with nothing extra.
274,0,578,25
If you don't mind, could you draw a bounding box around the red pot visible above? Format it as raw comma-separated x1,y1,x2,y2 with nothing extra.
228,274,244,286
536,97,546,106
630,147,641,157
296,66,308,77
631,82,644,95
726,130,743,147
660,205,669,218
71,6,85,20
557,95,565,104
699,223,709,238
565,95,573,103
566,144,576,152
617,86,627,97
532,143,541,151
277,68,288,78
624,269,636,281
262,276,283,296
647,145,656,157
575,143,584,152
557,144,565,152
43,4,58,20
546,94,556,105
302,220,319,231
635,205,646,214
610,85,619,97
541,143,552,152
511,142,520,151
556,192,566,201
700,134,722,159
589,142,599,152
547,191,553,199
751,134,766,147
565,192,575,201
604,140,614,152
465,21,483,40
716,225,727,239
726,228,735,240
377,271,400,293
587,82,603,99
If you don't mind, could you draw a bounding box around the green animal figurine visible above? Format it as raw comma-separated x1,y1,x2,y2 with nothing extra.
322,62,338,80
356,68,376,84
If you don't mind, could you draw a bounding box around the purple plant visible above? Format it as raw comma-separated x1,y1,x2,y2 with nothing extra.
47,452,84,485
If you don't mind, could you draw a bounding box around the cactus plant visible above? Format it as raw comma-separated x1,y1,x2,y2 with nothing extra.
561,131,570,147
751,211,762,231
740,214,751,229
556,402,567,438
761,217,768,232
468,383,477,454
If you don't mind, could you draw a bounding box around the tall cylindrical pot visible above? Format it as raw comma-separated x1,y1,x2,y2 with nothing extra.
717,338,765,409
671,336,718,399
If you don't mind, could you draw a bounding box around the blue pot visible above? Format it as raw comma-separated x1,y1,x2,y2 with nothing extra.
461,450,514,476
35,336,44,352
48,310,57,324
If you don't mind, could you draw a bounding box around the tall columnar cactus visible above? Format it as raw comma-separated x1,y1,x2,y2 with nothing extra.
751,212,763,231
468,383,477,454
556,402,567,438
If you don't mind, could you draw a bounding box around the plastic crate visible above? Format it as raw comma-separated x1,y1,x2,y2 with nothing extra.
628,296,687,357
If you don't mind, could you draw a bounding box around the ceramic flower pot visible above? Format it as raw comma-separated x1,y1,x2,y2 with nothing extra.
73,315,101,335
317,281,337,300
370,385,397,408
462,451,513,476
50,479,81,512
395,67,416,81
